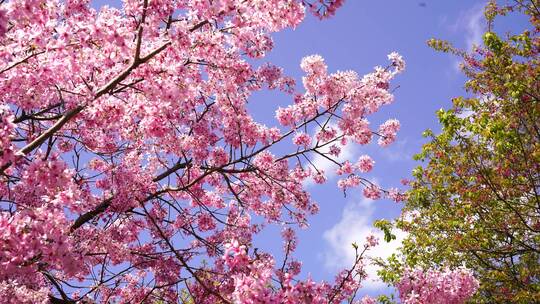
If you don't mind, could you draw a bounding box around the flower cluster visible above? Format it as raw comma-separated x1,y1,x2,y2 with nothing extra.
0,106,15,167
397,267,480,304
378,119,401,147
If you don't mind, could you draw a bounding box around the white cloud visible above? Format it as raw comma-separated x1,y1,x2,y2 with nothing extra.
449,3,485,50
463,5,484,51
449,3,485,71
322,197,406,289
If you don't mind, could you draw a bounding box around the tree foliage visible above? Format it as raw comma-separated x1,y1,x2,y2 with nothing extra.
392,1,540,302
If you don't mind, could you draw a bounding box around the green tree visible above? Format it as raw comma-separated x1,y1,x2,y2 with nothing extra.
384,1,540,303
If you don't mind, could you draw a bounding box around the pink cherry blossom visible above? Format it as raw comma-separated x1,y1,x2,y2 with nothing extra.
356,155,375,173
388,187,408,202
0,10,7,38
293,132,313,147
378,118,401,146
0,105,16,167
388,51,406,74
363,184,382,200
365,234,379,248
397,267,479,304
336,160,354,175
359,295,377,304
313,170,327,184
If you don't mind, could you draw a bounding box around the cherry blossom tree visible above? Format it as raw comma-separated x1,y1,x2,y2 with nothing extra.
0,0,477,303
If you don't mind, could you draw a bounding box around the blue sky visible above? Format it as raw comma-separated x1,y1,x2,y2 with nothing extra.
89,0,525,298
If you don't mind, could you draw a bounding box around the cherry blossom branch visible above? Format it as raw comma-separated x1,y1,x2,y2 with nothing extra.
1,20,210,175
140,203,232,304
